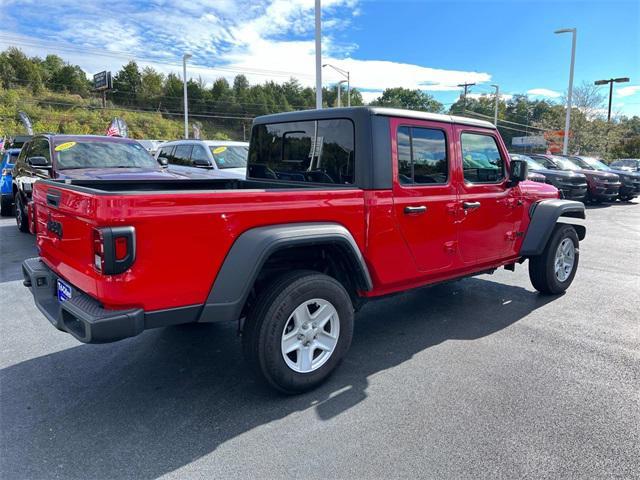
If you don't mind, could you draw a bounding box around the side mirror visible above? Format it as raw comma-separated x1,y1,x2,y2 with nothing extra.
157,156,169,168
509,159,528,185
193,158,212,169
27,156,52,169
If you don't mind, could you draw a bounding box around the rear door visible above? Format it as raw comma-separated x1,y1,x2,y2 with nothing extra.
454,126,520,264
391,117,459,273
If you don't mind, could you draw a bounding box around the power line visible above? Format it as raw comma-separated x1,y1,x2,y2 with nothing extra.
15,99,258,120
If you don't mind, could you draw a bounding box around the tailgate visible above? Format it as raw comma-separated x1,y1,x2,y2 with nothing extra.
33,182,100,297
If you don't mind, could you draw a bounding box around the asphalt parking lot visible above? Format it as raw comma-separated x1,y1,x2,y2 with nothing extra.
1,201,638,479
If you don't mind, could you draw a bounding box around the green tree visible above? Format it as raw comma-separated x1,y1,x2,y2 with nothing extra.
370,88,443,113
112,61,142,106
139,67,165,108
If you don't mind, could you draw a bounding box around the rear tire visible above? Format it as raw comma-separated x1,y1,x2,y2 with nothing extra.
15,193,29,232
242,270,354,394
529,224,579,295
0,196,13,217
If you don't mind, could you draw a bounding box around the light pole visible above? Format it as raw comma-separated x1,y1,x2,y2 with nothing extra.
555,28,576,155
315,0,322,109
491,84,499,125
323,64,350,106
336,80,348,107
182,53,192,139
594,77,630,122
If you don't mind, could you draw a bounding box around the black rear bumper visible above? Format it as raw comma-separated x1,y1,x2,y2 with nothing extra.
22,257,200,343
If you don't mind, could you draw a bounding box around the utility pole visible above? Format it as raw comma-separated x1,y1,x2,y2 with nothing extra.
555,28,577,155
594,77,630,122
457,82,475,113
315,0,322,109
491,84,499,125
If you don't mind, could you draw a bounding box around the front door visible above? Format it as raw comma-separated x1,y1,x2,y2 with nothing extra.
454,127,518,265
392,118,459,273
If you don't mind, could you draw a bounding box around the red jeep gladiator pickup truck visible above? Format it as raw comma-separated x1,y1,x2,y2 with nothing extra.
23,107,586,393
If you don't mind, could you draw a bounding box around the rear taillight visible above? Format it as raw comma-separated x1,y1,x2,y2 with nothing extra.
92,227,136,275
93,229,105,272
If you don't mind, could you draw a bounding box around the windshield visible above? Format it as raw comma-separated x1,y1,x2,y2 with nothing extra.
54,140,159,170
577,157,611,171
568,156,596,170
209,145,248,169
554,157,583,171
512,154,545,170
3,152,19,165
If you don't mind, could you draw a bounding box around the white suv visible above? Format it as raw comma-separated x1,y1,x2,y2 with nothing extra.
155,140,248,179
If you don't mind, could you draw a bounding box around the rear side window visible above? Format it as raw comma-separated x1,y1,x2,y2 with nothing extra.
248,119,355,185
461,133,504,183
172,145,193,166
158,146,175,161
397,126,448,185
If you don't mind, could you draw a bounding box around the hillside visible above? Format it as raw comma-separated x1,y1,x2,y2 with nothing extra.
0,87,237,141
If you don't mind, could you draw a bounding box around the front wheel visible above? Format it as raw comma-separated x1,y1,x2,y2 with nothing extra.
242,270,354,394
15,193,29,232
529,224,580,294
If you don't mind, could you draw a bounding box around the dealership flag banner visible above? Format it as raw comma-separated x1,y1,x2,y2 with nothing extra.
18,111,34,135
106,117,128,137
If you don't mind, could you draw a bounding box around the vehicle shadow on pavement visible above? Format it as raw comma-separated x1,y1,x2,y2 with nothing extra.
0,277,556,479
0,224,36,283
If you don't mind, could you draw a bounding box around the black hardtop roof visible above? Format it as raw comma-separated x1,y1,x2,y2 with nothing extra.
253,106,496,129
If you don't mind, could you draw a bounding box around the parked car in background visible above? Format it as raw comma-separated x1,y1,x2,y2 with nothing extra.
529,154,620,203
610,158,640,173
1,148,21,216
511,153,588,201
12,135,191,232
156,140,248,179
569,156,640,201
136,139,165,156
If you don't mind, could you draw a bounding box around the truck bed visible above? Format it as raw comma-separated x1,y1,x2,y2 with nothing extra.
46,177,322,193
31,178,366,313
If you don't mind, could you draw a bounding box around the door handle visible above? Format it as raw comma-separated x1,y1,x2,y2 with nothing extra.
462,201,481,210
404,205,427,214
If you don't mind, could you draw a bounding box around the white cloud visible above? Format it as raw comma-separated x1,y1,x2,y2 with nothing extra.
1,0,493,98
360,91,383,104
616,85,640,97
527,88,562,98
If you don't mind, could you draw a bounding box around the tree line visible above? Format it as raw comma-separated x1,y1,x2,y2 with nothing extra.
1,47,638,158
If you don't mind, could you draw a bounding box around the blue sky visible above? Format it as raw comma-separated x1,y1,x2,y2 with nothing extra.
1,0,639,116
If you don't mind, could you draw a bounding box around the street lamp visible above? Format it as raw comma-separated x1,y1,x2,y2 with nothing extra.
594,77,630,122
555,28,577,155
335,80,348,108
491,84,499,125
323,63,350,107
182,53,192,139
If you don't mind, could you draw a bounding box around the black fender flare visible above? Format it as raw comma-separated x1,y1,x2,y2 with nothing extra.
520,199,586,257
198,222,372,323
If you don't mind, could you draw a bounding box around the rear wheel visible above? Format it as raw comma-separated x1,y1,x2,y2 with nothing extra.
529,224,579,294
0,196,13,217
15,193,29,232
242,270,354,394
